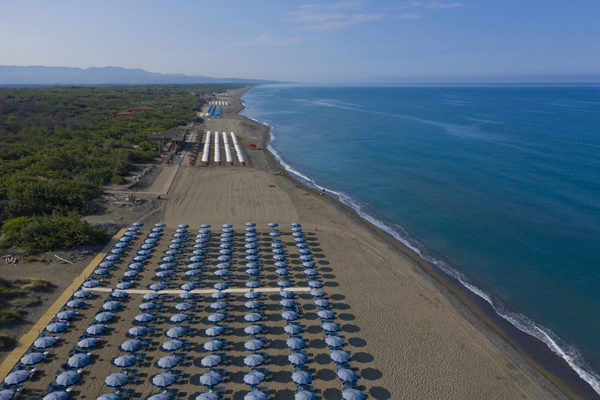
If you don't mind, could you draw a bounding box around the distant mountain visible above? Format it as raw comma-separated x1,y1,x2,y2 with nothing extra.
0,65,288,86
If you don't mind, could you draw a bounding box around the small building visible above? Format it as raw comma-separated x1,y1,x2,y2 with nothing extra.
131,106,154,113
147,130,186,149
116,111,134,118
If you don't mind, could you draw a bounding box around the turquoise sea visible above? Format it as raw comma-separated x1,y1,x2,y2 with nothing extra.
241,84,600,396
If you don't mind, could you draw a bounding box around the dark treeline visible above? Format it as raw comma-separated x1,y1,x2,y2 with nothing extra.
0,84,241,253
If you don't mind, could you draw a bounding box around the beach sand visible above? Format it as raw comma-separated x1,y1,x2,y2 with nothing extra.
0,87,573,399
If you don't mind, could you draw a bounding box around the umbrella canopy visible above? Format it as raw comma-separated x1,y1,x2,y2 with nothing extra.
286,337,306,350
246,281,261,288
243,371,265,386
116,282,133,290
205,326,224,337
86,324,107,335
342,389,365,400
314,299,331,308
244,325,263,335
299,249,312,255
295,392,317,400
245,301,262,310
57,310,77,320
246,269,260,276
157,356,179,369
322,322,340,333
214,270,229,277
244,391,267,400
111,249,125,254
176,302,193,311
288,352,309,365
201,355,222,368
43,392,69,400
222,223,233,228
66,300,85,308
56,371,80,386
245,291,261,299
317,310,334,319
272,255,285,261
284,324,303,335
304,269,318,277
155,271,171,278
190,256,203,262
193,249,206,255
271,243,283,249
330,350,351,364
214,282,229,290
20,352,45,365
135,313,154,322
143,292,159,300
4,371,29,385
170,314,189,323
196,394,219,400
282,311,299,321
152,373,176,387
272,249,285,255
34,336,57,349
114,355,136,367
105,255,120,261
46,322,67,333
308,280,323,288
200,224,211,228
207,313,226,323
102,301,121,311
210,302,227,310
98,394,121,400
179,292,195,299
291,371,312,386
280,299,297,308
244,354,265,368
148,233,161,238
123,270,138,278
199,372,222,387
211,291,227,299
139,302,156,310
246,222,256,227
111,291,128,299
244,339,264,351
105,372,129,387
114,243,128,249
337,369,358,382
277,280,292,288
325,335,344,348
185,270,200,276
296,243,308,249
310,289,326,298
166,326,187,338
95,312,114,322
128,326,148,336
162,340,183,351
181,283,196,291
148,394,170,400
244,313,263,323
149,283,166,291
275,269,289,276
280,290,295,299
161,263,175,270
162,256,176,262
94,268,110,276
216,263,230,270
203,340,223,352
121,339,141,352
68,353,90,368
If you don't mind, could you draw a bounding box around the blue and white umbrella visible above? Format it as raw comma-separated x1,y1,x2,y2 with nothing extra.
34,336,57,349
246,222,256,227
114,243,128,249
245,269,260,276
83,280,100,288
139,302,156,310
111,291,128,299
277,280,292,288
162,256,176,262
296,243,308,249
315,299,330,308
105,255,120,261
212,291,227,299
216,263,230,270
244,391,267,400
299,249,311,255
161,263,175,270
120,339,141,352
282,311,299,321
20,352,44,365
155,271,170,278
148,394,170,400
273,255,285,261
189,256,203,262
330,350,351,364
149,283,165,291
244,354,265,368
310,289,326,298
102,301,121,311
337,369,358,383
148,233,161,238
284,324,303,335
95,312,114,322
243,371,265,386
179,292,195,299
280,290,295,299
99,261,114,268
325,335,344,348
246,281,261,288
155,223,166,227
321,322,340,333
4,371,29,385
105,372,129,387
165,250,179,256
181,283,196,291
152,227,164,232
245,301,262,310
201,355,221,368
205,326,224,337
244,339,264,351
272,249,284,255
176,302,193,311
185,270,200,277
295,391,317,400
267,222,278,227
187,263,201,270
157,356,179,369
245,243,257,249
210,301,227,310
144,292,159,300
193,250,206,255
113,355,136,367
286,337,305,350
116,282,132,290
294,238,306,243
46,322,67,333
308,280,323,288
246,262,260,269
203,340,223,352
170,314,188,323
207,313,226,323
245,291,261,299
128,263,144,269
244,313,263,322
135,313,154,322
111,249,125,255
246,256,260,262
128,326,148,336
214,282,229,290
56,310,76,320
303,262,316,268
269,231,281,237
271,243,283,249
56,371,80,386
291,371,312,386
145,238,158,244
199,372,222,387
219,237,233,243
275,269,289,276
68,353,90,368
43,391,69,400
300,255,313,261
288,352,309,366
244,325,263,335
245,237,257,242
86,324,107,335
304,269,318,277
280,299,297,308
317,310,334,319
167,327,187,338
162,340,183,351
246,249,258,255
342,389,365,400
98,394,121,400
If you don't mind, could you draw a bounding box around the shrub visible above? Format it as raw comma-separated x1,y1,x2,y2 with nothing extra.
0,334,13,349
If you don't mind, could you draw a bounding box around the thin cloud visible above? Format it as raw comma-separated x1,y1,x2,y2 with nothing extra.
289,1,385,31
403,1,464,9
227,34,303,46
398,12,422,19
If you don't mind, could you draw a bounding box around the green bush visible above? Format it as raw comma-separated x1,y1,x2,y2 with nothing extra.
0,334,13,349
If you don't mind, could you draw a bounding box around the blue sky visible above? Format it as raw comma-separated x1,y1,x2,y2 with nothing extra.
1,0,599,82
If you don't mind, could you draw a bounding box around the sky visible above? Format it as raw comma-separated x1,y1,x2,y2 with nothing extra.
1,0,599,83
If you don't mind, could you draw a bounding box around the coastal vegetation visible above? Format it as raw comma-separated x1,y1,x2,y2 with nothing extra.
0,84,240,253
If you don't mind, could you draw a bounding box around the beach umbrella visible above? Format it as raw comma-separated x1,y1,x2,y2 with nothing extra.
82,280,100,288
95,312,114,322
196,238,209,243
97,394,121,400
167,326,187,338
137,249,152,255
181,283,196,291
221,232,233,238
220,243,233,248
111,248,125,254
162,340,183,351
300,255,313,261
170,314,188,323
207,313,225,323
128,326,148,336
139,302,156,310
145,238,158,243
214,282,229,290
243,371,265,387
176,302,193,311
304,269,318,277
121,339,141,352
269,231,281,237
272,255,285,261
141,244,154,250
179,292,195,299
280,290,294,299
220,238,233,243
203,340,223,352
47,322,67,333
205,326,224,337
288,352,309,366
217,255,231,262
214,269,229,277
199,372,222,388
34,336,57,349
152,227,164,232
56,371,80,386
295,392,316,400
244,354,265,368
155,271,170,278
267,222,278,228
296,243,308,249
325,335,344,348
4,371,29,385
99,260,115,268
330,350,351,364
308,280,322,288
244,325,263,335
113,355,136,367
148,233,161,238
106,255,120,261
116,282,132,290
271,243,283,249
272,249,284,255
286,337,305,350
245,243,257,249
244,391,267,400
114,242,128,248
68,353,90,368
77,337,98,349
274,261,288,268
169,244,181,249
185,270,200,277
282,311,299,321
322,322,340,333
291,371,312,386
186,263,201,270
210,301,228,310
318,310,334,319
201,355,222,368
56,310,76,320
310,289,326,298
222,223,233,228
105,372,129,387
246,281,261,288
284,324,302,335
280,299,297,308
303,262,316,269
292,232,304,238
245,301,262,309
244,339,264,351
171,238,183,243
337,369,358,383
246,269,260,276
161,263,175,270
193,249,206,255
246,249,258,256
148,395,170,400
20,352,44,365
67,299,85,308
245,222,256,227
149,283,166,291
315,299,330,308
111,291,128,299
200,224,211,228
162,256,176,262
123,270,139,278
196,394,219,400
277,280,292,288
157,356,179,369
216,263,230,270
102,301,121,311
294,238,305,243
342,389,365,400
86,324,107,335
144,292,159,300
299,249,311,255
155,223,166,227
275,269,289,276
43,392,68,400
245,291,261,299
212,291,228,299
244,312,263,323
245,237,257,242
190,256,203,262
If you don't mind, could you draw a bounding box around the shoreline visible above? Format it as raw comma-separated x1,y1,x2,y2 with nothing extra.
237,86,596,399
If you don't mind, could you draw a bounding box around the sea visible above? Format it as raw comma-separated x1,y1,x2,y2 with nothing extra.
241,84,600,396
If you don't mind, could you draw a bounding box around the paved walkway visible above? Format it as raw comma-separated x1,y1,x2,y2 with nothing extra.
0,229,126,380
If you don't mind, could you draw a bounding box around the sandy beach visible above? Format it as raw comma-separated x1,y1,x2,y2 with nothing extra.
0,87,574,399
